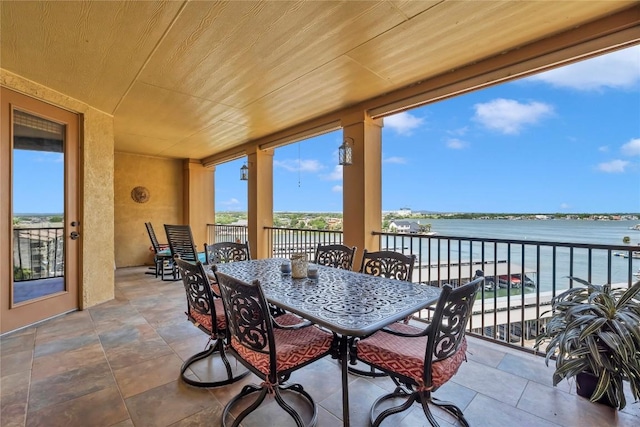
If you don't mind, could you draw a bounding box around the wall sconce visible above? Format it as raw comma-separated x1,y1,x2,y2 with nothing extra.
338,137,353,166
240,163,248,181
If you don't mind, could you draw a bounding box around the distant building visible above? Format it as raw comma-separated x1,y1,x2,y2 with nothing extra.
396,207,412,217
389,220,421,234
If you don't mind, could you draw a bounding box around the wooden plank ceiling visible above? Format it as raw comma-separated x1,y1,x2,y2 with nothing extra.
1,1,637,161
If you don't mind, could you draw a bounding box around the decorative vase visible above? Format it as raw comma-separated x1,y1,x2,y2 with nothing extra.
290,253,308,279
576,372,614,408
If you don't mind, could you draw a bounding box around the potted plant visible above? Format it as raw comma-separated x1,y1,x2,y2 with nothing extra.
534,277,640,410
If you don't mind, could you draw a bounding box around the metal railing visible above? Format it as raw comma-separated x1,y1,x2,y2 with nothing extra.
375,231,638,351
206,223,639,352
13,227,64,281
207,224,250,245
265,226,344,259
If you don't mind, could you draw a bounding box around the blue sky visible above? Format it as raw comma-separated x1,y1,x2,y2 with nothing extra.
216,45,640,214
12,46,640,215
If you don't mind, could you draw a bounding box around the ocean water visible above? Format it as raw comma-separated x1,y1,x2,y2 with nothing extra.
402,219,640,290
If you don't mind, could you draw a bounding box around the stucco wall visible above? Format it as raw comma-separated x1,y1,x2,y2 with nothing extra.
114,153,183,267
1,70,115,309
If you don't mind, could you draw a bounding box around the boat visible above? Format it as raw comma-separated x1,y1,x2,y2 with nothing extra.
415,260,536,291
613,251,640,259
629,224,640,231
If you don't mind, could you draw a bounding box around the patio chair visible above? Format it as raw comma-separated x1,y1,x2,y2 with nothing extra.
164,224,206,278
145,222,174,280
204,241,251,265
174,257,248,387
313,243,356,270
359,249,416,282
350,249,417,377
354,276,483,427
214,269,334,427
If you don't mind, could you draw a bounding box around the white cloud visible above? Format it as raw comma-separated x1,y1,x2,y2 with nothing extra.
220,198,240,207
383,156,407,164
447,127,468,136
598,146,609,152
446,138,468,149
560,203,570,210
473,98,553,134
322,165,343,181
332,185,343,193
621,138,640,156
384,112,424,135
274,159,323,173
597,160,629,173
527,45,640,91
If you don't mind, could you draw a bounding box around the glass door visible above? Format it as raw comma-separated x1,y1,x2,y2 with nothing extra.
1,88,80,333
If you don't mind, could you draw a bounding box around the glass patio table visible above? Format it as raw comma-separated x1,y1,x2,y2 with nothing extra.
214,258,441,427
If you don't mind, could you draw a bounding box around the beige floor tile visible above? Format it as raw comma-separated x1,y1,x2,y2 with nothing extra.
26,386,128,427
28,361,115,413
32,341,107,381
518,380,639,427
464,393,560,427
1,349,33,378
125,380,217,427
113,353,184,398
452,358,528,406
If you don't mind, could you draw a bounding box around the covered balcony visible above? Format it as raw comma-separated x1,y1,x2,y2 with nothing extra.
2,267,638,426
1,1,639,426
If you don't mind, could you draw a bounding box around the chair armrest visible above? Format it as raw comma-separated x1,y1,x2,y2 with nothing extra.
272,317,313,330
378,323,431,338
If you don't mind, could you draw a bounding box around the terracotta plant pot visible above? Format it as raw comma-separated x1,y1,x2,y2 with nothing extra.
576,372,614,408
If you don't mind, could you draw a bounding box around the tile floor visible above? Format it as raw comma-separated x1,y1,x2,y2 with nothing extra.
1,266,638,427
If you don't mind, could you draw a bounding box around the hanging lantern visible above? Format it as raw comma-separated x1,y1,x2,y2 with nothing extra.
338,137,353,166
240,163,248,181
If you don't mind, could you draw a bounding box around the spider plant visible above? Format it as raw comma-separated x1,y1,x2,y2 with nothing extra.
534,277,640,410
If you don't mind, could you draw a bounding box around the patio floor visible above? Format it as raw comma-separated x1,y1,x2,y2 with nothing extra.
1,266,638,427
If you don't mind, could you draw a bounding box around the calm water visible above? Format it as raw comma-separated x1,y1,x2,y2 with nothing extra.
404,219,640,290
421,218,639,246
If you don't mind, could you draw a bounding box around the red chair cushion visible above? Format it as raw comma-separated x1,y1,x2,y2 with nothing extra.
188,298,226,332
357,322,467,390
231,313,333,376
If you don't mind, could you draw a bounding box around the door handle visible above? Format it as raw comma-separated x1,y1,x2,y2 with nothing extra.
70,231,80,240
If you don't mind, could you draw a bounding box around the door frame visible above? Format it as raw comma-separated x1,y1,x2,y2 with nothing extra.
1,87,81,334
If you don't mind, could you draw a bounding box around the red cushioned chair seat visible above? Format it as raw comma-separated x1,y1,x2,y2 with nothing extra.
231,313,333,376
357,322,467,389
189,298,226,332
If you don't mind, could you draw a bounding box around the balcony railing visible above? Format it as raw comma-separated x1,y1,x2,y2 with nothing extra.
265,226,344,259
207,223,639,352
207,224,250,246
13,227,64,281
374,231,638,351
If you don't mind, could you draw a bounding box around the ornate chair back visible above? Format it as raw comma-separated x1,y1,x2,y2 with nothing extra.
423,276,482,384
359,249,416,282
314,243,356,270
214,269,333,426
205,241,251,265
174,256,219,336
355,275,483,426
173,256,249,388
215,271,277,378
